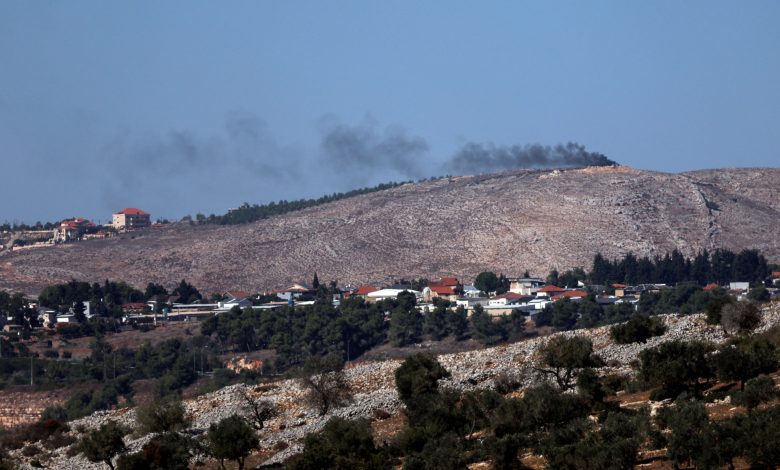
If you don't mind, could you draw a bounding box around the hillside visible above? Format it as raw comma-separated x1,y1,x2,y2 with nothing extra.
9,302,780,469
1,166,778,295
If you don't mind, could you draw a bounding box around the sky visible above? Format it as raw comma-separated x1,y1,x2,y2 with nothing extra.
1,1,778,224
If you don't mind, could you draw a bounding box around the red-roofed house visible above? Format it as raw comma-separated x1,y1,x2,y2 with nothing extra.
112,208,151,230
224,291,250,302
422,285,459,302
345,286,378,299
551,290,589,301
53,217,96,242
536,285,566,298
429,277,460,288
703,283,720,291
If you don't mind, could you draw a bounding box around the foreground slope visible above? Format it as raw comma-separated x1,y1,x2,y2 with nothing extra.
12,303,780,469
1,166,778,294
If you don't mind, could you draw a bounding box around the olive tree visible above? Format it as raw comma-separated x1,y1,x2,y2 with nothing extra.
535,336,602,390
207,415,258,470
79,420,126,470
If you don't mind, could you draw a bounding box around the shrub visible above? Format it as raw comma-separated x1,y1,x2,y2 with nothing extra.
720,303,761,335
610,315,666,344
21,445,40,457
116,432,193,470
287,418,390,470
493,371,522,395
135,398,190,434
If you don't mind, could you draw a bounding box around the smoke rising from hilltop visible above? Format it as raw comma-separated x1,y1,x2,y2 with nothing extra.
48,110,615,223
319,118,430,181
445,142,616,175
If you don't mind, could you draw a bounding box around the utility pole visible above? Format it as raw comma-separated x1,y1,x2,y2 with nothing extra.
30,355,34,387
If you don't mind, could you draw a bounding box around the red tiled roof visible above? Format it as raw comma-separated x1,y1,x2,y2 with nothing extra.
772,272,780,279
703,283,719,291
430,277,459,288
493,292,526,300
116,208,149,216
122,302,148,310
611,283,627,288
552,290,589,300
538,285,566,293
430,286,456,295
226,290,250,300
354,286,378,295
60,218,94,229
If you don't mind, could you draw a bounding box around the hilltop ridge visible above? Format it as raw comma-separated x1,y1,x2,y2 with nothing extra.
0,166,778,294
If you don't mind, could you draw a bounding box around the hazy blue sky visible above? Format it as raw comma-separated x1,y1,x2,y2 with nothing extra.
1,1,778,224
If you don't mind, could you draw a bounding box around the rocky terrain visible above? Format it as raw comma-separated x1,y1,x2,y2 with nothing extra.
1,166,778,295
11,301,780,469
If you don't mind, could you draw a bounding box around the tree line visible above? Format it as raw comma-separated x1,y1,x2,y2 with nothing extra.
589,248,770,286
201,181,409,225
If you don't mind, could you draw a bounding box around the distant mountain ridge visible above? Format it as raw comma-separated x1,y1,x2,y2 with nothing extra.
1,166,778,295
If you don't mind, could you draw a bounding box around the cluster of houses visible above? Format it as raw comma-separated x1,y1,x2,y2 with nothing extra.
4,271,780,334
5,208,153,252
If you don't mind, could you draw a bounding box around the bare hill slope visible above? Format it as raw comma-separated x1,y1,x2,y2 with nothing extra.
1,166,778,294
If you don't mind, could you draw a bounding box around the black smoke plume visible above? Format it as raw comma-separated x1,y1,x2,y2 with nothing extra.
319,119,429,181
445,142,616,175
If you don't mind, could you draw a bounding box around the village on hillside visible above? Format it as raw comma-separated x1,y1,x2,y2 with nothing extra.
6,268,780,334
0,208,153,252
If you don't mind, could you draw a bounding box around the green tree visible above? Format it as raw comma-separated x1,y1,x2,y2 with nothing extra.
471,306,508,345
301,365,352,416
610,315,666,344
116,432,193,470
207,415,258,470
474,271,499,294
395,353,450,424
136,398,190,434
73,300,87,323
550,298,579,330
748,286,770,302
172,279,201,304
714,338,778,390
720,302,761,335
288,417,390,470
79,420,126,470
389,308,422,347
423,305,448,341
446,306,470,340
144,283,168,300
640,341,714,399
657,400,710,469
535,336,602,390
734,376,777,410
